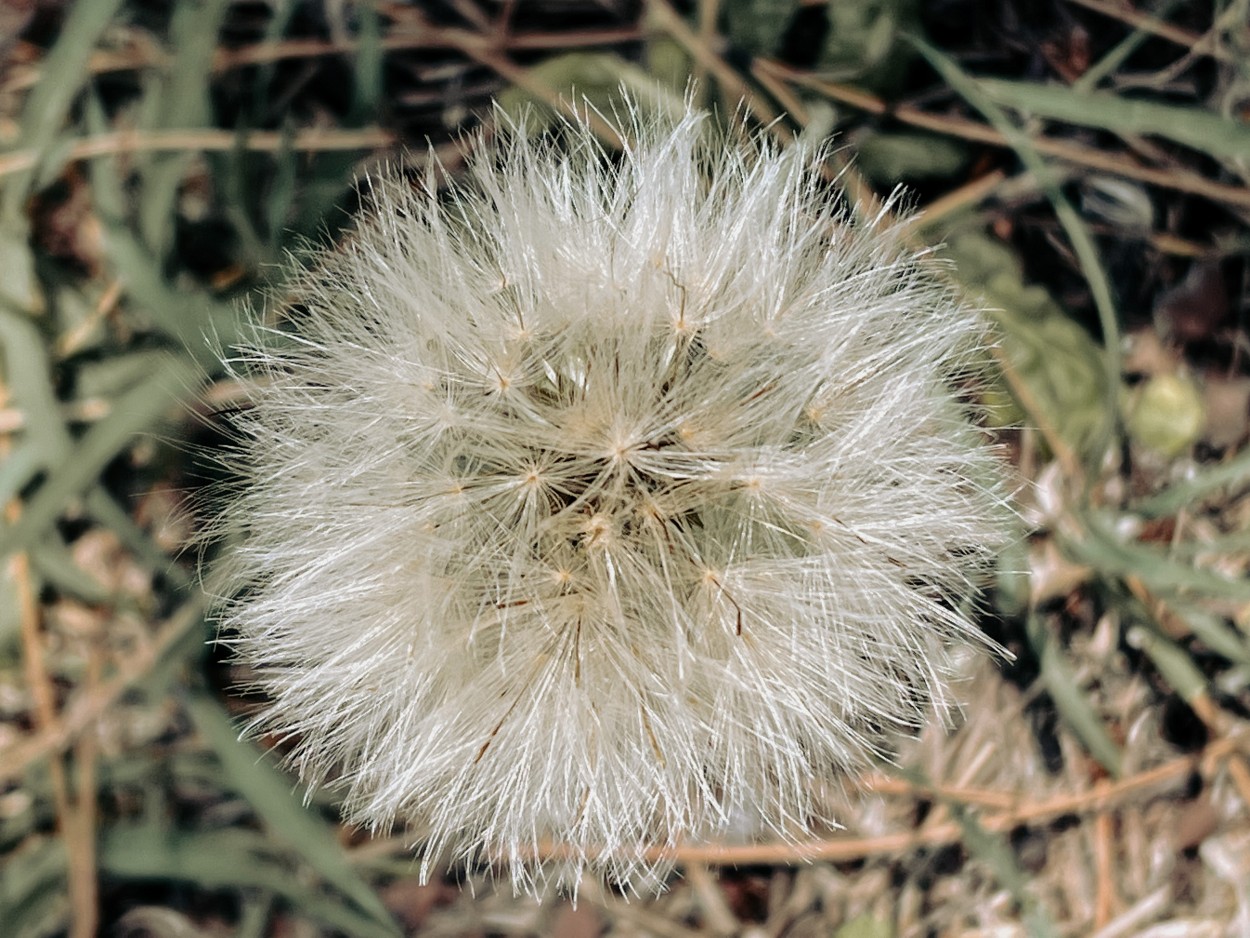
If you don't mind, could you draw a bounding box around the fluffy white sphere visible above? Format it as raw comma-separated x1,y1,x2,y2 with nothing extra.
215,103,1009,894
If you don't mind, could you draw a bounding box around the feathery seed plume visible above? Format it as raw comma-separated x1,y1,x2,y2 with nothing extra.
214,101,1010,895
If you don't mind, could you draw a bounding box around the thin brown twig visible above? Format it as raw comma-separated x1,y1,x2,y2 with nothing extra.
903,168,1011,234
861,773,1021,811
655,736,1243,865
12,550,69,810
2,26,645,94
0,599,205,784
1093,794,1117,928
11,537,99,933
988,343,1086,487
381,6,625,147
1063,0,1231,62
645,0,786,135
417,738,1247,870
1190,694,1250,811
1148,231,1220,258
57,279,123,359
749,58,811,127
755,59,1250,210
0,126,405,179
68,646,105,938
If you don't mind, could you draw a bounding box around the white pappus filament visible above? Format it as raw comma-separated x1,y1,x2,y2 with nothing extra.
213,100,1012,895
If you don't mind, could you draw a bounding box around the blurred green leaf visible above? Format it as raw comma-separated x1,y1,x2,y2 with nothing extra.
0,352,200,556
265,129,300,251
185,693,400,935
0,444,42,509
944,799,1058,938
74,349,181,400
49,283,106,353
0,308,71,461
97,218,241,356
85,90,241,356
1152,602,1250,669
238,894,276,938
944,230,1111,461
246,0,299,126
497,52,692,134
895,765,1059,937
836,914,894,938
1124,373,1205,457
1066,510,1250,603
0,222,44,314
722,0,799,58
100,824,399,938
979,79,1250,162
83,487,191,590
821,0,919,91
156,0,229,136
28,538,113,605
2,0,125,217
0,837,69,936
136,0,232,257
0,308,182,592
1134,445,1250,518
855,131,967,183
1127,625,1207,703
351,1,384,122
1028,614,1124,777
1074,0,1184,92
645,36,695,95
914,37,1124,469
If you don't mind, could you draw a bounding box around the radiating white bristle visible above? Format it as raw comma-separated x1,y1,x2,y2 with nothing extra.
212,100,1011,896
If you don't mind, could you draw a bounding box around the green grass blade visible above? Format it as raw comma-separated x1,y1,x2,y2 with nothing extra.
29,538,113,605
910,37,1124,470
0,219,43,312
84,94,241,357
247,0,300,125
100,825,399,938
184,693,400,935
265,125,300,249
98,218,242,357
83,488,191,590
0,442,43,507
1064,511,1250,603
350,1,384,122
162,0,230,130
947,800,1059,938
0,307,72,460
1163,603,1250,668
1028,613,1124,777
1072,0,1183,92
1133,446,1250,517
0,353,200,557
137,0,232,256
894,765,1059,938
978,78,1250,162
1126,625,1207,703
0,837,69,933
2,0,125,216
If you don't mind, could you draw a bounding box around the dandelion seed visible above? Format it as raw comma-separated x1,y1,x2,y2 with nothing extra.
213,99,1011,895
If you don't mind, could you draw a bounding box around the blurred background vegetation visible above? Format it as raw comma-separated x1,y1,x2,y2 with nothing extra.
1,1,1249,935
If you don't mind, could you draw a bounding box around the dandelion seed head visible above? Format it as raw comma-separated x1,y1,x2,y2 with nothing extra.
214,100,1012,895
